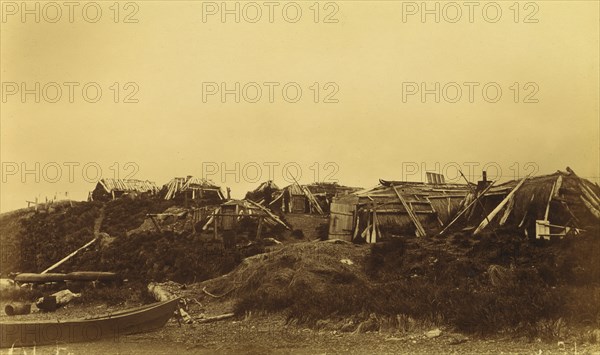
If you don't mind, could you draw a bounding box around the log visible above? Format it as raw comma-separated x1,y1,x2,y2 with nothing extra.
148,282,175,302
41,237,98,274
195,313,235,323
148,283,192,323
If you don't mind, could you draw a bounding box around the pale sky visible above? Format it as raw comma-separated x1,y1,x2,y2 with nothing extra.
1,1,599,212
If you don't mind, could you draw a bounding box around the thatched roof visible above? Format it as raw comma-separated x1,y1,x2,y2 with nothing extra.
457,168,600,235
163,176,224,200
97,178,159,194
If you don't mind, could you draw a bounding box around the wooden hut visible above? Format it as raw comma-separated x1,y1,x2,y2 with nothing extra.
328,177,471,242
454,168,600,239
248,181,362,215
162,176,225,202
90,179,159,201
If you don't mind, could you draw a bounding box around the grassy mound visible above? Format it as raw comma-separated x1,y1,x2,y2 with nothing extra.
199,233,600,337
225,242,370,322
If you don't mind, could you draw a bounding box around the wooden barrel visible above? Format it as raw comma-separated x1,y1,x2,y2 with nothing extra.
5,303,31,316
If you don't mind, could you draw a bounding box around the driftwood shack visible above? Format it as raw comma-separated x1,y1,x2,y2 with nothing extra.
248,181,361,215
329,174,471,242
453,168,600,238
90,178,160,201
200,199,290,246
329,168,600,242
162,176,225,202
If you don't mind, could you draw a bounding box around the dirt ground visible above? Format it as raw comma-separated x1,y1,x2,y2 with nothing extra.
3,318,599,355
2,297,599,355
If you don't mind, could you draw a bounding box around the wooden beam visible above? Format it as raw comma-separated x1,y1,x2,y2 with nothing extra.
474,176,529,235
41,237,98,274
544,178,558,221
391,184,426,237
580,195,600,219
148,215,163,233
438,181,495,236
425,196,444,227
499,195,515,226
246,199,291,230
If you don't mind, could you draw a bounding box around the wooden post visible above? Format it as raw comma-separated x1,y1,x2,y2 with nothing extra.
213,214,218,240
256,216,263,239
544,178,558,221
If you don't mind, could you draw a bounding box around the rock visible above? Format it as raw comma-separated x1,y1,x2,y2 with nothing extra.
385,337,403,342
340,321,356,333
0,278,16,293
447,334,468,345
340,259,354,265
52,289,81,306
425,328,442,338
590,329,600,344
355,314,379,333
316,319,331,329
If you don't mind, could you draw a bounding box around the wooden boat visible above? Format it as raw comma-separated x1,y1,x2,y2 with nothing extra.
0,298,179,348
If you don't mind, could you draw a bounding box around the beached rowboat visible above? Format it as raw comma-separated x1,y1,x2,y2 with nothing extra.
0,298,179,348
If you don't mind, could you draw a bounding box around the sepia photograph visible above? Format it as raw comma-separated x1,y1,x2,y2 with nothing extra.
0,1,599,353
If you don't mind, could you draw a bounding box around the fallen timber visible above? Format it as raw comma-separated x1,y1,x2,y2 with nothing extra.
13,272,118,284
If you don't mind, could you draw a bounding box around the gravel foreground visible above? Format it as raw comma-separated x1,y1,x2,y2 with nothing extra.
2,298,599,355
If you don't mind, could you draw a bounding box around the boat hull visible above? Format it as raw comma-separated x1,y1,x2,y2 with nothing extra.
0,298,179,348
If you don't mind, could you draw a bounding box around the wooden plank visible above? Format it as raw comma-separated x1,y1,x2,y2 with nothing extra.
553,175,563,199
474,176,528,235
352,214,360,241
580,195,600,219
438,181,495,235
42,237,98,274
544,178,558,220
391,184,426,237
518,194,535,228
425,197,444,227
247,199,291,230
329,201,355,240
580,182,600,209
149,215,163,233
371,210,379,243
427,195,468,199
499,195,515,226
302,186,324,214
371,209,436,214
